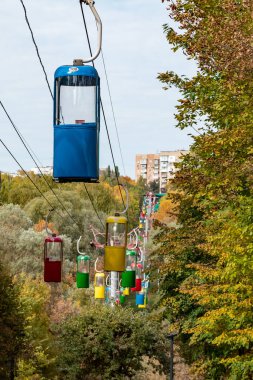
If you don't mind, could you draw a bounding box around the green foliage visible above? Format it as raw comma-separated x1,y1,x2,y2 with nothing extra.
0,261,24,379
0,203,32,230
0,204,36,272
0,172,57,207
24,191,105,255
56,304,169,379
148,180,160,194
0,144,165,379
16,275,57,379
153,0,253,378
125,177,149,230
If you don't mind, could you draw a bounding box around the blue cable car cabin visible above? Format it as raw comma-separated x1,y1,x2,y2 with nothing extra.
53,63,100,183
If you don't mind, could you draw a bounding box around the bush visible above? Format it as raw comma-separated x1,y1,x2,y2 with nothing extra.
56,304,169,379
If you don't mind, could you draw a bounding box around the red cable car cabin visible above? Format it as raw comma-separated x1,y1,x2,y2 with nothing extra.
44,236,63,282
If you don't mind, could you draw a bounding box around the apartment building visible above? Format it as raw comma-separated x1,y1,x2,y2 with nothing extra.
135,150,188,192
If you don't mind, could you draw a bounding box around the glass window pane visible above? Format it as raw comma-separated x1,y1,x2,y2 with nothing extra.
56,76,96,125
107,223,126,246
96,276,104,286
59,86,96,124
46,242,62,261
78,260,89,273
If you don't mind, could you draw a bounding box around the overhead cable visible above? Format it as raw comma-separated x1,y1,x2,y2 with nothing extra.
19,0,53,99
100,49,126,176
0,100,81,229
19,0,105,228
0,138,63,218
83,184,105,230
79,1,127,212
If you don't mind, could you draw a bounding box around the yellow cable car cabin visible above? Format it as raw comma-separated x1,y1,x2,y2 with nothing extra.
95,272,105,299
104,214,128,272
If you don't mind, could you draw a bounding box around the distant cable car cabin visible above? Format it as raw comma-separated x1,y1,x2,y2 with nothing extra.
131,263,142,292
136,292,145,306
121,249,136,288
95,272,105,299
44,235,63,282
76,255,90,288
53,61,100,183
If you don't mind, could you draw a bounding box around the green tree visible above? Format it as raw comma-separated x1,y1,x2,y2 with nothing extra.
56,304,168,379
24,190,106,251
148,180,160,194
0,261,24,380
15,275,57,379
1,172,57,207
0,204,32,266
152,0,253,378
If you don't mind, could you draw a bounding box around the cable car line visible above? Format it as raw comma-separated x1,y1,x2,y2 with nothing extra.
101,102,127,211
100,49,126,176
0,103,44,168
79,2,126,211
19,0,53,99
0,138,63,219
19,0,126,227
0,100,81,230
83,184,105,230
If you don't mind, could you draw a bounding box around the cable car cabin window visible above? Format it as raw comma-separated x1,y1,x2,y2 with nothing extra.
46,241,62,261
107,223,126,247
96,276,104,287
55,76,97,125
78,260,89,273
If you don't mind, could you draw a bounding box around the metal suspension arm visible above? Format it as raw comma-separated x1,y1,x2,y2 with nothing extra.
77,236,85,255
118,183,129,215
95,257,103,273
80,0,102,63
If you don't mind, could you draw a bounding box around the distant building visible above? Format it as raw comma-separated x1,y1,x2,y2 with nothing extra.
0,170,17,177
30,166,53,176
135,150,188,192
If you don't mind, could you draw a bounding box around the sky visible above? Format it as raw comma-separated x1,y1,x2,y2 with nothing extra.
0,0,197,179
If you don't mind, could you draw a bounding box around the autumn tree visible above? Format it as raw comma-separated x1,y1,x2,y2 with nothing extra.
152,0,253,378
55,304,169,379
0,261,24,379
15,275,58,379
0,172,57,207
24,190,105,255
